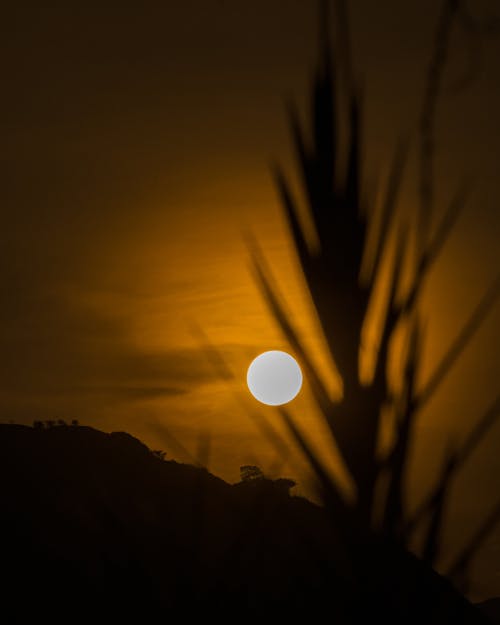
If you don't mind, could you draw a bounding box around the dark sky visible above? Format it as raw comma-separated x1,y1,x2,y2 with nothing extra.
1,0,499,599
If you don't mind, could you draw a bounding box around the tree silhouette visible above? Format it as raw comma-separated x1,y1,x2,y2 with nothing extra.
240,465,265,482
152,450,167,460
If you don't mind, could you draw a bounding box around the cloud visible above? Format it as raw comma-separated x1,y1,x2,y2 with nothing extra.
63,385,188,401
0,287,223,408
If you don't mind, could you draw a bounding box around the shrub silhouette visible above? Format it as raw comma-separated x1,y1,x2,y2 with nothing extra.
240,465,265,482
152,449,167,460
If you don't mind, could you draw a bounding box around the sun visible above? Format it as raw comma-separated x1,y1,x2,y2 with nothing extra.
246,350,303,406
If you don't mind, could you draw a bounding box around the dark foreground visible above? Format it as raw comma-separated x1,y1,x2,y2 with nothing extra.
0,424,495,623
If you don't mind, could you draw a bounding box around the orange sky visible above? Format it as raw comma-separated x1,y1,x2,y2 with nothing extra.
0,0,499,599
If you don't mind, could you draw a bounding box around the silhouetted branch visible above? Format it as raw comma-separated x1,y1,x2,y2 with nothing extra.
194,432,211,470
362,141,409,288
189,314,306,478
247,235,337,417
421,444,458,565
383,316,423,535
148,421,198,466
400,184,469,316
372,223,408,396
425,184,469,270
272,162,311,271
418,0,461,256
246,406,293,464
278,406,350,519
447,497,500,584
414,274,500,412
455,395,500,465
448,2,500,93
333,0,354,82
405,395,500,537
187,321,234,381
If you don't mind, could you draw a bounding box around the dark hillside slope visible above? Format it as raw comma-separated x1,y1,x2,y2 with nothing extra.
0,424,345,623
0,423,492,624
478,598,500,624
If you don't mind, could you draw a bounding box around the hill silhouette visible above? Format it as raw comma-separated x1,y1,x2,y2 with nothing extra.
478,599,500,623
0,422,496,624
0,423,352,623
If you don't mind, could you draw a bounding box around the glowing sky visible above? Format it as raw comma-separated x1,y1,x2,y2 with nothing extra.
1,0,499,599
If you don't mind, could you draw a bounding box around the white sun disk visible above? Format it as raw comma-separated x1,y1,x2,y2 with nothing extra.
246,350,303,406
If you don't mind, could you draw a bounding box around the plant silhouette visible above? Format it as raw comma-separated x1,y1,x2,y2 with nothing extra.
247,0,500,621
